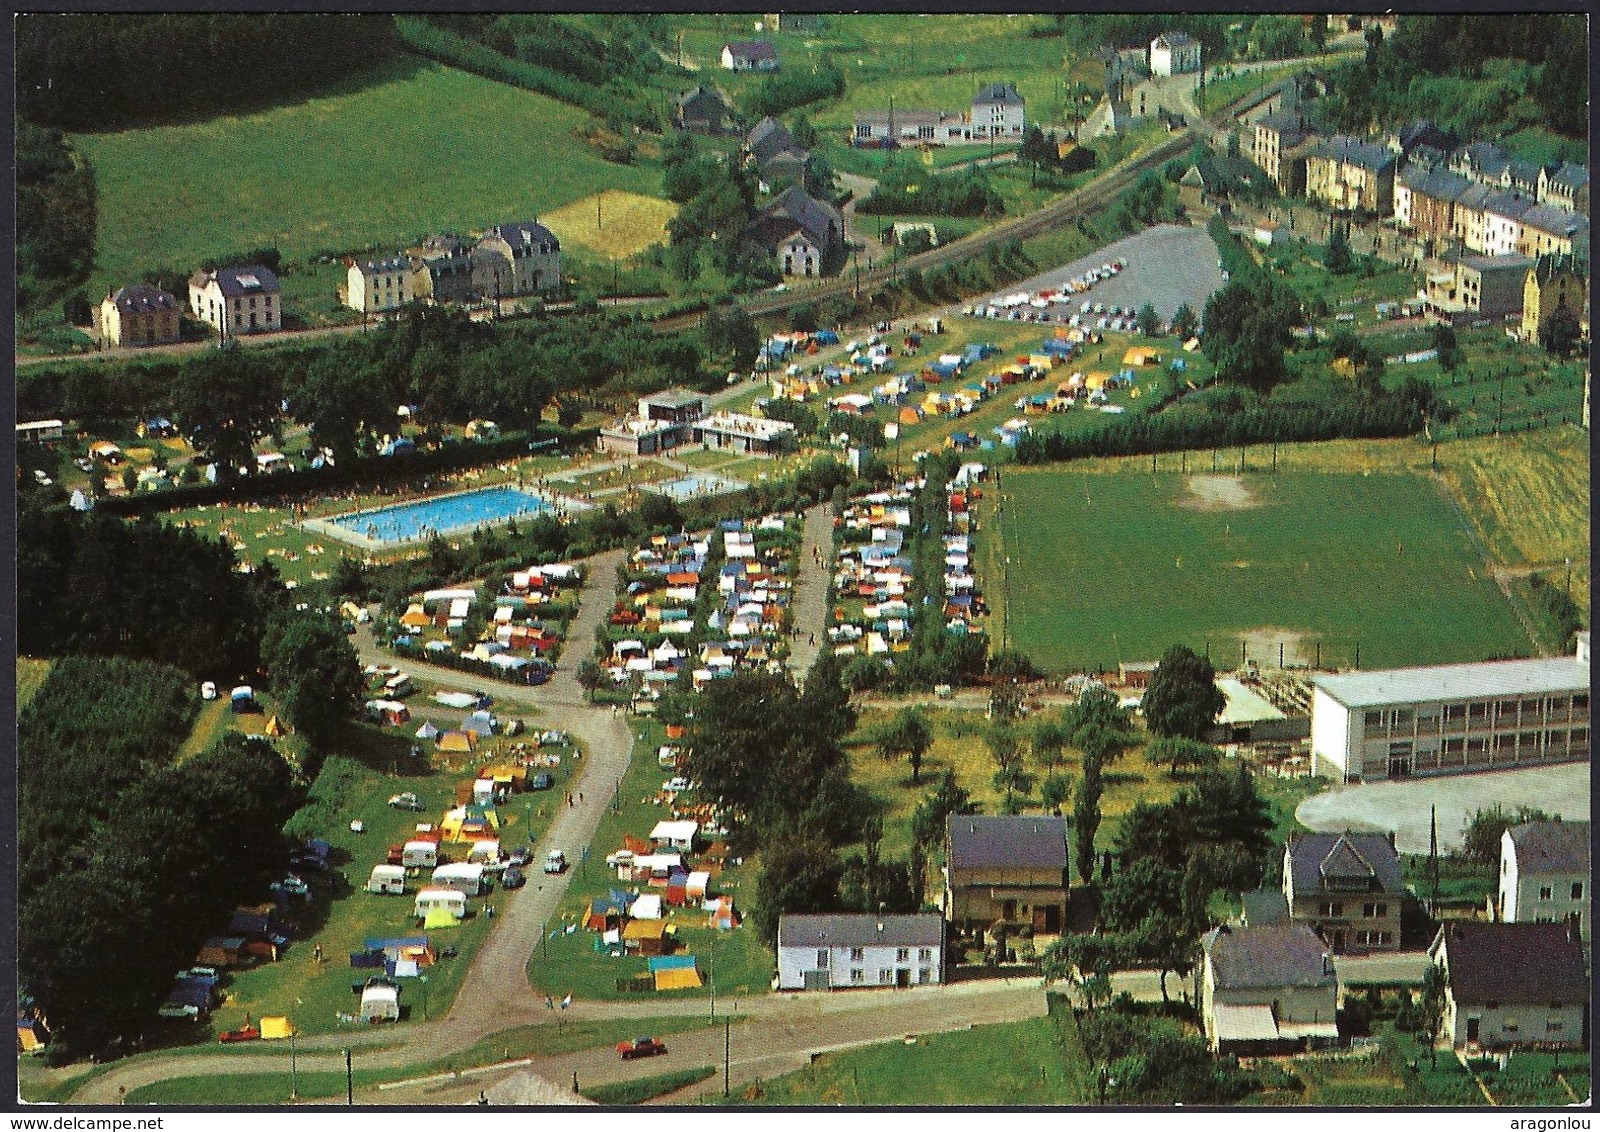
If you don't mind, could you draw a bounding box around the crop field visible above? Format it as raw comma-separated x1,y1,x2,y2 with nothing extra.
542,190,677,261
73,61,661,292
989,466,1532,674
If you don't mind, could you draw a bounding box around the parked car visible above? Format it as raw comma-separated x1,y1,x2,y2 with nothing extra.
501,868,526,890
529,773,555,792
508,847,532,868
543,850,567,875
617,1036,668,1060
388,792,425,811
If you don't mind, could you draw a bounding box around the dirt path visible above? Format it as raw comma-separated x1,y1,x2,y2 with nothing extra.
785,504,836,683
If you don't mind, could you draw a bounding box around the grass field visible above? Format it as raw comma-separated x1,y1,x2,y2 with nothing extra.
542,190,678,261
73,60,662,294
17,657,52,712
990,466,1532,674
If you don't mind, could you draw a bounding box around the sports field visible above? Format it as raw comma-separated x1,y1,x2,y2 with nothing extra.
991,468,1532,674
73,60,662,290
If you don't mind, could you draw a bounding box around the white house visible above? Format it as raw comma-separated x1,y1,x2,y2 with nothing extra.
972,82,1026,140
1429,921,1589,1049
346,255,414,315
1308,644,1590,782
776,913,945,990
188,265,282,337
1199,923,1339,1053
1499,820,1589,939
1150,32,1202,77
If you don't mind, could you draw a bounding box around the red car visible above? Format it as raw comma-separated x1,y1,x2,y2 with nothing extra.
616,1036,668,1060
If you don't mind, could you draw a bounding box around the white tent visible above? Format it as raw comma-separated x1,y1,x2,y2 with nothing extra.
415,721,440,740
630,894,664,920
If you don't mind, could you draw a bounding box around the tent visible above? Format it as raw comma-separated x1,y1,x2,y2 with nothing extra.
415,721,440,741
437,730,477,753
423,907,461,930
259,1017,295,1041
631,894,664,920
17,1018,47,1053
264,715,286,737
649,955,702,991
622,918,670,956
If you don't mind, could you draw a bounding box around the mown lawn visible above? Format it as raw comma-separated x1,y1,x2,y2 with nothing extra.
73,59,662,294
992,466,1531,674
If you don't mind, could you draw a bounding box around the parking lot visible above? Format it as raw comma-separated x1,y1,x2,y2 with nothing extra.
963,222,1225,323
1296,762,1592,854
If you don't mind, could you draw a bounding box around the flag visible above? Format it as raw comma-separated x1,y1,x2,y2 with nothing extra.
560,994,572,1010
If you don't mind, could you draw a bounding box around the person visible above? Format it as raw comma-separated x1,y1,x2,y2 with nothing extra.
572,1072,580,1094
314,944,323,963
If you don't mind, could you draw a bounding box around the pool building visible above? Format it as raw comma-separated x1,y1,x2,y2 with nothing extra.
598,390,796,457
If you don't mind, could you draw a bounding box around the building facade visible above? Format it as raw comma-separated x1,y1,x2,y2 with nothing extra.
971,82,1026,139
944,814,1069,936
1250,111,1316,196
97,284,181,347
474,221,562,299
1200,923,1339,1054
345,256,414,315
776,914,945,990
409,234,478,305
1309,647,1591,783
1305,137,1395,216
1149,32,1202,77
1283,832,1404,952
1422,253,1534,323
1519,253,1588,344
1499,820,1590,940
1430,921,1589,1050
188,265,281,337
722,40,778,71
1517,205,1590,259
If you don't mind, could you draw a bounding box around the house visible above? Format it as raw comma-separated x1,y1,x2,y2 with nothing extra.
345,256,414,315
746,116,810,185
1428,921,1588,1050
1249,111,1317,196
1421,253,1534,324
754,184,844,277
1200,923,1339,1054
1308,641,1591,783
676,86,737,135
1538,162,1589,216
722,40,778,72
1519,253,1589,344
1479,192,1536,257
944,814,1069,937
1499,820,1590,940
1516,205,1590,260
1178,155,1258,215
1396,166,1472,256
408,234,478,305
776,913,945,990
1283,831,1404,953
1385,119,1456,160
691,410,797,455
473,220,562,299
96,284,181,347
972,82,1026,141
1449,141,1516,187
1305,137,1395,216
188,265,281,337
1149,31,1202,77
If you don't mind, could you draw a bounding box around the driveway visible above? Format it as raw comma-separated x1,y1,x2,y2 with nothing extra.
1295,762,1592,854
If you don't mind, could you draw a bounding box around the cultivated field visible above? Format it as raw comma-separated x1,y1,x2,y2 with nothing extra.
73,61,662,291
542,190,678,261
990,466,1532,674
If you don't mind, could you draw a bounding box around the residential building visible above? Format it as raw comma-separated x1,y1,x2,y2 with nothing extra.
1449,183,1498,255
1519,253,1589,344
473,220,562,299
754,184,843,277
1308,643,1591,783
944,814,1069,937
1249,111,1317,196
1449,141,1516,187
1305,136,1395,216
1283,831,1404,952
972,82,1026,140
1177,155,1259,217
721,40,778,72
675,86,737,135
1499,820,1590,939
1480,192,1536,257
746,117,810,184
408,234,478,305
1199,923,1340,1054
1517,205,1590,259
1240,888,1290,928
1429,921,1588,1050
96,284,180,347
345,256,413,315
1421,253,1534,324
1385,119,1456,161
1398,166,1472,257
776,914,945,990
852,107,972,148
1149,31,1202,77
1538,162,1589,216
187,265,281,337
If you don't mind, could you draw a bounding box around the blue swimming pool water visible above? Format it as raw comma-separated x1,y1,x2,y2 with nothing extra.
329,486,554,544
656,473,747,501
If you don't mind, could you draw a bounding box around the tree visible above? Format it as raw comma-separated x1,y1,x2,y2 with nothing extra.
1541,308,1581,357
1040,771,1072,814
877,706,934,784
1031,718,1068,769
988,682,1024,723
1431,322,1463,372
1460,804,1553,865
1419,963,1447,1067
1073,754,1104,886
1142,645,1225,740
993,762,1036,811
1137,302,1161,338
261,611,361,754
1019,125,1053,187
790,113,817,148
800,648,857,745
910,767,976,849
575,659,605,703
1149,736,1222,778
1171,303,1198,341
751,823,842,945
702,301,760,369
1325,224,1354,274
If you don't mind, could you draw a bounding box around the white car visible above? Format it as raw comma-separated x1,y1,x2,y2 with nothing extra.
663,777,693,793
32,470,52,485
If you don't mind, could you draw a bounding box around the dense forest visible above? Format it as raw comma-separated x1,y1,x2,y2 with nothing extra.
16,123,97,311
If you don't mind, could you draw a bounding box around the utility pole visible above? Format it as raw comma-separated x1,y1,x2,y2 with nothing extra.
723,1018,731,1097
289,1030,299,1101
345,1048,354,1106
1429,806,1440,917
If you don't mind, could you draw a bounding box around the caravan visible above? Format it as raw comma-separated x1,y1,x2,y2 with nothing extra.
366,865,407,895
401,840,440,869
384,673,415,698
413,887,468,918
430,862,486,896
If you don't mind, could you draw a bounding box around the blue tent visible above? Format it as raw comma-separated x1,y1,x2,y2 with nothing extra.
380,437,415,457
647,954,698,973
812,329,840,345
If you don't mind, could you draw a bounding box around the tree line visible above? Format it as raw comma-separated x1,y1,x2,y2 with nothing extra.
17,123,96,313
857,168,1005,219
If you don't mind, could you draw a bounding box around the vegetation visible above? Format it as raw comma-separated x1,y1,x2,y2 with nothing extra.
1459,803,1555,865
16,123,96,313
585,1066,718,1105
1141,645,1226,740
857,168,1006,219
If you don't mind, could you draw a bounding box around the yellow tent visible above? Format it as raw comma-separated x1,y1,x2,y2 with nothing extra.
438,730,477,753
1084,373,1110,391
653,966,703,991
1123,347,1161,366
400,604,431,629
260,1017,296,1041
264,715,285,737
16,1021,44,1052
423,907,461,930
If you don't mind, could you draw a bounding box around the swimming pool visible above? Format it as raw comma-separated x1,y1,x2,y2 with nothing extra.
655,473,748,501
317,486,570,547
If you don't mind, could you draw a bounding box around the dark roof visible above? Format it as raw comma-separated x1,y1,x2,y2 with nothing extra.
1255,110,1313,143
1403,166,1471,203
1455,141,1513,179
110,284,177,314
1458,253,1534,275
1435,922,1589,1006
779,913,945,949
1483,190,1535,220
1407,143,1449,170
762,184,841,247
946,814,1068,871
724,39,777,62
974,81,1024,107
196,265,280,297
1392,119,1455,155
1547,162,1590,192
1507,820,1591,874
354,256,410,275
485,220,559,252
1286,832,1404,895
748,116,806,166
678,86,731,113
1153,31,1197,49
1313,136,1395,174
1204,923,1335,991
1521,204,1590,241
1240,888,1290,927
1507,158,1542,186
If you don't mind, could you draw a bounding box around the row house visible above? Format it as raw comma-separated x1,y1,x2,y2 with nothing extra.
1249,111,1319,197
1520,253,1589,344
345,255,413,315
96,284,181,347
1537,162,1589,216
1517,204,1590,260
188,265,281,338
1305,136,1395,216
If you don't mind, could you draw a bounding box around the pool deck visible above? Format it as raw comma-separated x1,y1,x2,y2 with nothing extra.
302,484,592,551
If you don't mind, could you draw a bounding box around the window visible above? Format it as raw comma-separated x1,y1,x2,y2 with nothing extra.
850,968,864,985
1573,693,1589,711
1497,700,1519,720
918,967,932,984
1390,708,1413,729
1364,710,1383,728
1318,902,1344,917
1362,903,1389,918
1443,738,1465,757
895,948,910,962
1468,701,1488,721
1539,885,1555,901
816,950,829,969
1547,1021,1565,1034
918,948,933,962
1572,882,1584,900
849,947,865,962
1503,1019,1520,1034
877,968,893,985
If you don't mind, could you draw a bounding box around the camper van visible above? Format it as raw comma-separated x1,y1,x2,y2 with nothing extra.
384,673,415,698
359,983,400,1023
430,862,486,896
413,887,469,918
367,864,407,895
401,840,440,869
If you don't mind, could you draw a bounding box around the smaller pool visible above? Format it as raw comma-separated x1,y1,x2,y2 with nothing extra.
655,473,747,501
323,486,565,546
